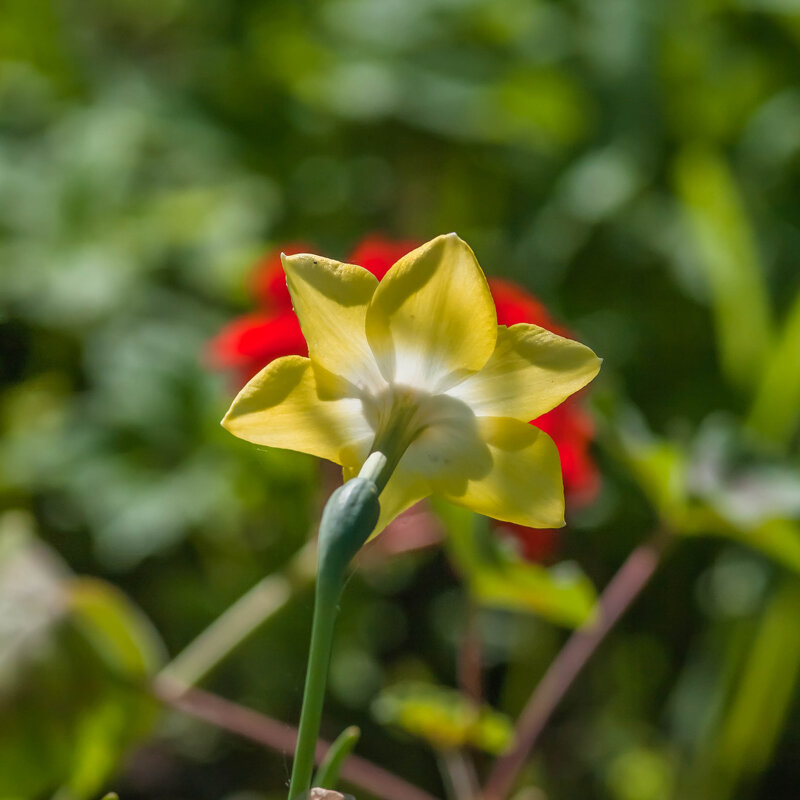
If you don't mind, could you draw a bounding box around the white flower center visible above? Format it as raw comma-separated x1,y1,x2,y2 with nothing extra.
360,383,491,492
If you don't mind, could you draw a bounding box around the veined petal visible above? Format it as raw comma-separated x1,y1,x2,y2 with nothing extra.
222,356,373,465
282,253,384,392
365,233,497,392
402,392,493,489
344,463,431,536
368,394,492,534
449,324,601,422
441,417,565,528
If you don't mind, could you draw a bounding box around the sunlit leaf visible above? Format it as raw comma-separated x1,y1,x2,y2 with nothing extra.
606,745,675,800
714,578,800,778
436,501,596,629
614,412,800,574
748,286,800,446
673,146,773,393
676,577,800,796
624,439,688,523
681,514,800,576
373,681,512,754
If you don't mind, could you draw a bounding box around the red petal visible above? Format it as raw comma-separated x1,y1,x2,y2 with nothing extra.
496,523,560,562
349,236,422,281
533,400,600,501
488,277,570,337
206,311,308,384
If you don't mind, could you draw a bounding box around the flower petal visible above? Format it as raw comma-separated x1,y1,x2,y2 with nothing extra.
365,233,497,392
441,417,566,528
363,393,492,534
448,324,601,422
282,253,383,392
402,392,493,489
222,355,373,465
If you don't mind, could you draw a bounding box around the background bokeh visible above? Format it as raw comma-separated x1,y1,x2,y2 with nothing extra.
2,1,800,799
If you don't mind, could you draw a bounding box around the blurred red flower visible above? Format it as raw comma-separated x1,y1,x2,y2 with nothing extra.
207,246,309,381
208,237,599,560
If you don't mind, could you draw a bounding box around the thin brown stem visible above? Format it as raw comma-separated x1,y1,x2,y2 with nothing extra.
458,596,483,705
158,542,317,688
482,532,670,800
154,679,440,800
438,750,481,800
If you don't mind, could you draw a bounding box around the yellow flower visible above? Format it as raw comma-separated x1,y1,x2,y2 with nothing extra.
222,234,601,534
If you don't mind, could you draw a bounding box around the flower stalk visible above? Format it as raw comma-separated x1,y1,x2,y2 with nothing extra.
288,475,381,798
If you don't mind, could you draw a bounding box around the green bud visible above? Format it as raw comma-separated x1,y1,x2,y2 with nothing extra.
318,478,380,578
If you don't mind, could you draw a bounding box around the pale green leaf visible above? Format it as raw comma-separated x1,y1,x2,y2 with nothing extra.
614,412,800,574
313,726,361,792
748,287,800,446
673,147,773,393
680,512,800,576
436,501,597,629
373,681,512,754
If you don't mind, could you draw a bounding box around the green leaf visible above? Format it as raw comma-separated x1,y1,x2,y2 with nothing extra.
623,438,688,523
748,286,800,446
673,146,773,393
373,681,513,755
614,413,800,574
313,726,360,791
69,577,165,679
606,746,675,800
436,502,597,629
714,578,800,778
680,513,800,576
679,578,800,796
469,558,597,628
0,514,163,799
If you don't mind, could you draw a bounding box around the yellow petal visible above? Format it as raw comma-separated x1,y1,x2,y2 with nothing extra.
365,233,497,392
344,463,431,536
448,324,601,421
222,356,373,465
441,417,565,528
282,253,384,393
353,392,493,535
402,392,493,489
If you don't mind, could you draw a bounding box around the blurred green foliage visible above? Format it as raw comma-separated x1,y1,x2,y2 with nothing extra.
438,501,596,628
1,1,800,799
373,681,513,754
0,514,161,798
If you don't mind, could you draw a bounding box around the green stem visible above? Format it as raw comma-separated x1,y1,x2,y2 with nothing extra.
154,683,440,800
287,474,382,799
288,572,344,799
